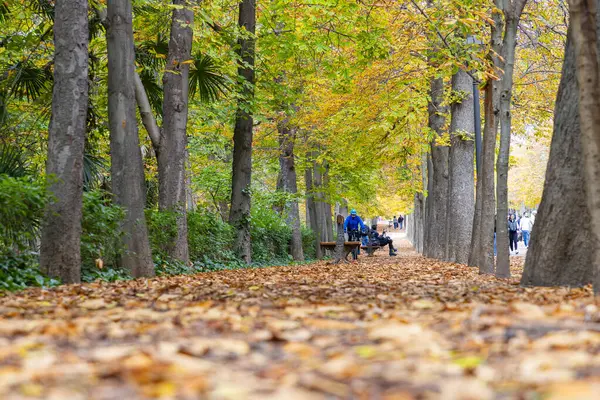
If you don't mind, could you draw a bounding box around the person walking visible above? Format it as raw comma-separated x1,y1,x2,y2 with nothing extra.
393,216,398,230
398,214,404,230
520,213,533,248
508,214,519,254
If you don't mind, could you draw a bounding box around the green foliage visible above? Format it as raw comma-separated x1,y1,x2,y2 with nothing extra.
146,209,178,258
80,190,125,271
301,226,317,260
0,175,48,250
82,266,131,283
189,53,229,103
250,201,292,264
83,153,106,191
187,209,236,262
0,251,59,291
0,143,27,177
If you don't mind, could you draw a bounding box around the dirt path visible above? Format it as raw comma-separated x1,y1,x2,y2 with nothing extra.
0,242,597,399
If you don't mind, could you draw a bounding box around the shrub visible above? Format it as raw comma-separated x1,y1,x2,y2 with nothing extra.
187,210,235,262
250,202,292,264
0,251,59,291
81,190,125,270
302,226,317,260
146,209,178,258
0,175,48,251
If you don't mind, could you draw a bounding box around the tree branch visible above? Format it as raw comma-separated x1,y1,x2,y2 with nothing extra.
133,72,161,149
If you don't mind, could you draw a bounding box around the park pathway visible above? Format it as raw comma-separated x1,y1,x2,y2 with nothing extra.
0,243,597,399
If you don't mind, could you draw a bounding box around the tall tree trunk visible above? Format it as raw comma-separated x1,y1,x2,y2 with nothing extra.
312,160,330,245
423,152,433,256
413,193,425,253
566,0,600,293
445,70,475,264
521,27,594,286
278,122,304,261
476,82,498,274
469,8,503,274
305,164,322,258
229,0,256,263
158,0,194,263
323,163,333,241
426,77,449,260
496,1,527,278
40,0,89,283
106,0,154,277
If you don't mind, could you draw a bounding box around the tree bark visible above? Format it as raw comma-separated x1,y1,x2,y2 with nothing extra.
426,77,448,260
40,0,89,283
304,164,322,258
496,0,527,278
470,8,503,274
469,80,494,274
564,0,600,292
278,122,304,261
521,27,594,287
106,0,154,277
157,0,194,263
445,70,475,264
229,0,256,263
323,164,334,242
333,215,346,263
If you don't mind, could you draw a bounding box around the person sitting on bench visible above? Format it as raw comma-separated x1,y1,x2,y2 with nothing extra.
369,225,398,256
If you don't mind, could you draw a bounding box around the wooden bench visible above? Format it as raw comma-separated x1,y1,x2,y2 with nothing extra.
361,244,383,257
320,241,361,261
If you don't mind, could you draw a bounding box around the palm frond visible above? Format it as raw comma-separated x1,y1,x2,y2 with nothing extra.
136,33,169,71
0,143,27,177
6,61,53,101
83,153,106,191
30,0,54,20
188,53,229,103
0,1,10,23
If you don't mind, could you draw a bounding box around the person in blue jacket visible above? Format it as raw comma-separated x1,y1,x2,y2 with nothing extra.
344,209,366,241
344,209,366,260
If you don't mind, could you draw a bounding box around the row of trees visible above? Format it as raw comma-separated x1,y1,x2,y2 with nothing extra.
2,0,385,284
408,0,600,294
35,0,260,282
2,0,567,286
407,0,559,277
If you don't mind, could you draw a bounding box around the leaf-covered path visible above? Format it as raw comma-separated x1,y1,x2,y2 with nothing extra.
0,240,598,399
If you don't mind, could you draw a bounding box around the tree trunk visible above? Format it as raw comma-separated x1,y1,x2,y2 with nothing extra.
426,77,448,260
313,160,326,243
278,122,304,261
477,82,498,274
106,0,154,277
304,164,322,258
158,0,194,263
445,70,475,264
185,149,196,212
570,0,600,290
496,3,527,278
469,158,483,268
413,193,424,253
333,215,347,263
521,27,594,287
229,0,256,264
40,0,89,284
323,164,334,241
424,153,434,257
